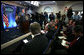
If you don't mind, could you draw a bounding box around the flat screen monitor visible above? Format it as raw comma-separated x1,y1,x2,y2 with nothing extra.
1,4,17,29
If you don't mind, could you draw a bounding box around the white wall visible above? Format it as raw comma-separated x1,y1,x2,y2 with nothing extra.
37,4,63,14
71,3,83,11
37,1,83,15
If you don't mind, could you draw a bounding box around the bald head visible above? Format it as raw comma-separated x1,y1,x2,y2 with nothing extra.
30,22,41,35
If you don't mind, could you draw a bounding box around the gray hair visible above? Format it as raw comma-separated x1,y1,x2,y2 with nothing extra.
30,22,41,35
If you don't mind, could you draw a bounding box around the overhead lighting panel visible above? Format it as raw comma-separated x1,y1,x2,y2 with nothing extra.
30,1,39,7
53,1,55,2
31,1,34,4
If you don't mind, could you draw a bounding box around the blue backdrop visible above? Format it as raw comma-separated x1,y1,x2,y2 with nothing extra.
1,4,17,29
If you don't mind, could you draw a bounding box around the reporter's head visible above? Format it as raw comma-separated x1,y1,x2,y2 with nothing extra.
73,25,83,37
30,22,41,35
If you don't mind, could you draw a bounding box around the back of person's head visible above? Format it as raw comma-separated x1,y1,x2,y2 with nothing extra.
50,21,55,27
72,21,76,26
44,12,47,14
73,25,83,36
45,23,50,31
55,19,59,24
65,6,67,8
74,25,83,33
47,24,53,31
69,7,72,9
30,22,41,35
69,19,73,25
59,11,61,13
51,12,53,14
75,11,78,15
41,12,43,14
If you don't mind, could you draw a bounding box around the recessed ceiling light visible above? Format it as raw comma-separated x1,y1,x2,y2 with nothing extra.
53,1,55,2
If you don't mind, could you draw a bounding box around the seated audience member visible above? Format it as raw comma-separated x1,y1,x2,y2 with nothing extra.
66,19,73,29
63,20,75,42
21,22,48,54
68,20,76,32
50,20,56,30
54,19,59,28
71,20,76,29
45,22,55,41
62,25,68,36
67,19,73,26
66,19,73,34
54,18,62,27
65,29,75,42
44,23,50,33
54,19,62,35
64,25,83,54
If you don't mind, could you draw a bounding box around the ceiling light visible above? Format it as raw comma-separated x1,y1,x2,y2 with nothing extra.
31,1,34,4
53,1,55,2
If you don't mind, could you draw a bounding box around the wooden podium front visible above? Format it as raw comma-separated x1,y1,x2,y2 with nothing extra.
20,20,29,33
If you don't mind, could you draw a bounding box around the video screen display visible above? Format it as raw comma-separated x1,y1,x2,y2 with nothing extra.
1,4,17,29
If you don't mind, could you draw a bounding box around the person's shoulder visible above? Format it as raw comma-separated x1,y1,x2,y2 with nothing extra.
39,33,47,38
39,34,48,43
37,33,45,38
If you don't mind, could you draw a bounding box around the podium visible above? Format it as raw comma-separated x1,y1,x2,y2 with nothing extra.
20,20,29,33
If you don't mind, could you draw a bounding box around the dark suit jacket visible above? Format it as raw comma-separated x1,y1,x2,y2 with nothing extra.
67,9,73,18
13,35,32,53
45,30,54,41
49,14,55,21
21,33,48,54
